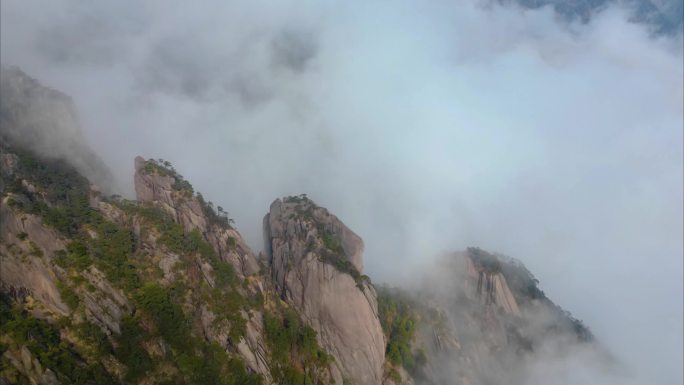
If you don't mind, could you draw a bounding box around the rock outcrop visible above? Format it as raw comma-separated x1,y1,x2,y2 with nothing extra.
131,156,274,381
236,311,275,384
133,156,259,277
0,199,70,316
0,68,598,385
79,267,131,334
464,254,521,316
264,196,386,385
2,346,58,385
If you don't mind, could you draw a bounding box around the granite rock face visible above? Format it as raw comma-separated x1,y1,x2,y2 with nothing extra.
264,197,385,385
0,68,599,385
131,156,273,381
133,156,259,277
79,267,131,335
464,255,521,316
0,199,70,316
2,346,59,385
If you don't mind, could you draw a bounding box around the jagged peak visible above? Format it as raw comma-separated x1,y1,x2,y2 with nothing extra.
131,156,259,278
133,156,234,228
463,246,594,342
263,194,385,384
268,194,365,274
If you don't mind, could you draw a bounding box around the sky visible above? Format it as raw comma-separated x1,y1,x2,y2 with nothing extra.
1,1,682,384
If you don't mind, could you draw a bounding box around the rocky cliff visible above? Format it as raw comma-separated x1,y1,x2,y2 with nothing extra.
390,247,595,385
0,70,598,385
133,156,259,278
264,196,385,385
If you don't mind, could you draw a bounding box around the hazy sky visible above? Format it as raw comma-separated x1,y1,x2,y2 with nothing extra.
1,1,682,384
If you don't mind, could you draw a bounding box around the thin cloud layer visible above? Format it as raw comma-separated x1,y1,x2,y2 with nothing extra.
1,1,682,384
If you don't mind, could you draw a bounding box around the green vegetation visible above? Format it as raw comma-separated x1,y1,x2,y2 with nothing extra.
0,148,270,385
114,316,154,382
197,193,234,229
2,150,262,384
91,221,139,290
139,158,234,229
387,368,402,384
57,281,80,311
115,201,255,341
0,295,117,385
318,229,365,287
141,158,194,194
117,282,261,385
263,308,332,384
377,286,425,375
116,200,215,262
284,195,366,288
321,233,341,254
134,283,190,350
212,288,248,340
214,260,240,288
75,321,112,358
46,211,138,292
113,201,254,341
176,343,261,385
318,246,362,283
467,247,502,274
3,143,598,385
28,241,43,257
172,343,262,385
284,194,312,204
115,201,252,341
226,236,238,249
5,149,140,291
55,241,92,271
6,148,95,237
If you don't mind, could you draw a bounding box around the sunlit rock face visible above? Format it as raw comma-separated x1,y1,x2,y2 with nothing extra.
264,196,386,385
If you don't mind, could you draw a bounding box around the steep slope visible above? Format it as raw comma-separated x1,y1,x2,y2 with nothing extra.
377,248,596,385
0,143,267,384
133,156,259,278
264,196,386,385
0,66,114,192
0,69,601,385
0,140,354,384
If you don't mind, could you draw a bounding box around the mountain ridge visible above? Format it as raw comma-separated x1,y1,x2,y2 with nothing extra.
0,68,601,385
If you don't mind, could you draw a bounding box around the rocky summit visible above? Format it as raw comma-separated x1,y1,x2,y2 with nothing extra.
264,197,385,385
1,68,597,385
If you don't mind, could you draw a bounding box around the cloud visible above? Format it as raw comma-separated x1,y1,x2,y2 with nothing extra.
1,1,682,384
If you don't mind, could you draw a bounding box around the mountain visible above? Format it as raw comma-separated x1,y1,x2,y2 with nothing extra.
506,0,683,34
0,66,115,193
0,69,599,385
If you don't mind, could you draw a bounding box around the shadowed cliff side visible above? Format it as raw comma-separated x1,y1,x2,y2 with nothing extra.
0,66,115,193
